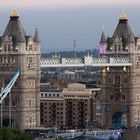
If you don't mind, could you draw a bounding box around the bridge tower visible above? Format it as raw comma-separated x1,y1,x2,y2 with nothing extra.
0,10,40,129
100,11,140,128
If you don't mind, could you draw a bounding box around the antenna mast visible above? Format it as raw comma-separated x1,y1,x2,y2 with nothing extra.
73,40,76,59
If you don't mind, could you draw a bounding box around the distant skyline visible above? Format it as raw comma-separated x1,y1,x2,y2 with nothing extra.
0,0,140,52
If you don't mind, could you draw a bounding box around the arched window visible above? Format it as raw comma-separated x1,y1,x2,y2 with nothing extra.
114,44,117,52
4,44,6,51
96,99,101,113
8,44,11,51
115,75,121,84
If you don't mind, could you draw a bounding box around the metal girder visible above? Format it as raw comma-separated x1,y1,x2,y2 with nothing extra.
0,69,20,103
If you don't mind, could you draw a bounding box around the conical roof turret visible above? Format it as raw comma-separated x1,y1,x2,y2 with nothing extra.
100,30,107,44
34,28,40,43
113,10,135,43
3,9,26,44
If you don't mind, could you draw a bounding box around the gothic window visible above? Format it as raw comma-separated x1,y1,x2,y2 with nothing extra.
114,89,121,101
2,57,4,64
8,44,11,51
122,94,126,101
138,56,140,61
137,95,139,101
5,57,8,63
108,76,112,84
12,57,15,64
124,76,128,84
29,45,33,51
4,98,9,106
8,57,10,63
4,44,6,51
114,45,117,52
0,57,2,63
110,95,114,101
14,81,18,88
115,75,121,84
12,98,19,106
118,44,121,51
25,100,28,106
138,45,140,50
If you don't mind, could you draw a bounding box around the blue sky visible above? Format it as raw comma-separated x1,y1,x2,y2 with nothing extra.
0,0,140,52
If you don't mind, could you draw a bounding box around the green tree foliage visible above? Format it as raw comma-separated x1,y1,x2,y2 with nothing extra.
0,128,33,140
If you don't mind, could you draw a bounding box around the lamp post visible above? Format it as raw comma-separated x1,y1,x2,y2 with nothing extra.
1,87,3,127
1,102,2,127
9,91,11,128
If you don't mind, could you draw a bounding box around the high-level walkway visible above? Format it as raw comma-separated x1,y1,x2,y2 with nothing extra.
40,55,132,68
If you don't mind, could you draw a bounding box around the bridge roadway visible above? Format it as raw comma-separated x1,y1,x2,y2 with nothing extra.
40,56,132,68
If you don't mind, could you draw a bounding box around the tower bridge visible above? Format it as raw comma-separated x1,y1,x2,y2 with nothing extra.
0,10,140,131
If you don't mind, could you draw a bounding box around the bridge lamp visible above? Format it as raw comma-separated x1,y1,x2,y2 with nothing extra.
123,66,126,72
107,67,110,72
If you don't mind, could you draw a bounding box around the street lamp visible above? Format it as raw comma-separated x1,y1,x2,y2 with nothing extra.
123,66,126,72
1,87,3,127
107,67,110,72
9,90,11,128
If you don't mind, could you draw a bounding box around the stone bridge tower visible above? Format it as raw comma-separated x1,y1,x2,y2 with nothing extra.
100,11,140,129
0,10,40,129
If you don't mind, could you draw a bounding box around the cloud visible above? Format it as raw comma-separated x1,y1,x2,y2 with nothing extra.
1,0,140,8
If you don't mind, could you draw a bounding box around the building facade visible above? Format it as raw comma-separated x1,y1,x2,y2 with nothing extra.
40,88,63,128
0,10,41,129
40,83,100,129
100,12,140,128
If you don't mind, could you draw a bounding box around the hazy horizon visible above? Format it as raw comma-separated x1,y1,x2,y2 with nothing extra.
0,1,140,52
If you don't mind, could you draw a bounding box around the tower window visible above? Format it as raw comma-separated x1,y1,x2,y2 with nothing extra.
108,77,112,83
110,95,114,101
115,75,121,84
4,44,6,51
29,45,33,51
122,95,126,101
114,45,117,52
124,78,128,83
8,44,11,51
118,45,121,51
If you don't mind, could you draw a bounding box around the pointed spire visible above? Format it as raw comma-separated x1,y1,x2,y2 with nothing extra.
34,28,40,43
10,9,19,17
19,28,26,43
100,25,107,44
119,9,127,20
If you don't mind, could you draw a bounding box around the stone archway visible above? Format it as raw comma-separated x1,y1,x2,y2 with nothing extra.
3,118,17,128
112,112,125,129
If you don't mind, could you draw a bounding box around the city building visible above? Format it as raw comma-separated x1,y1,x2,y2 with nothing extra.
40,83,100,129
40,87,63,128
62,83,100,129
0,10,41,129
99,11,140,128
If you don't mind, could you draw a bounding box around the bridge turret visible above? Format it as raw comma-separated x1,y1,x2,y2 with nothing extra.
84,52,93,65
99,29,107,55
34,28,40,43
52,52,60,59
